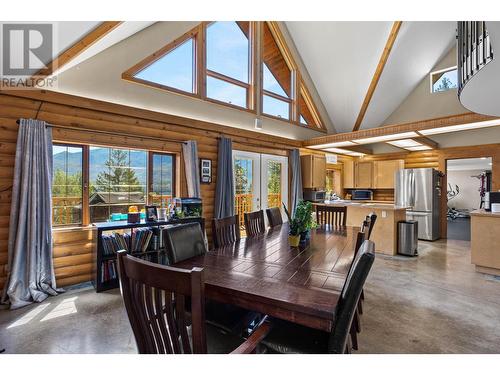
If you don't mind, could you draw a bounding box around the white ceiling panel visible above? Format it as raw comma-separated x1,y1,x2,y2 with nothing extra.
360,21,456,130
285,21,393,133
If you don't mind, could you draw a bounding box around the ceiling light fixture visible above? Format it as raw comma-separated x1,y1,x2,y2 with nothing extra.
352,132,419,144
405,145,432,151
419,119,500,135
308,141,357,149
323,147,366,156
386,139,422,148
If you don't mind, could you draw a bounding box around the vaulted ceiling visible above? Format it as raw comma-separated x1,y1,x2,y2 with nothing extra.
285,21,457,133
4,21,460,139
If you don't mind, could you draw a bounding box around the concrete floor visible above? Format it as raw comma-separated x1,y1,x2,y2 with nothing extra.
1,239,500,354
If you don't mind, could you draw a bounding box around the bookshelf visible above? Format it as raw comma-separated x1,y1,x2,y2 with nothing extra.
93,217,205,292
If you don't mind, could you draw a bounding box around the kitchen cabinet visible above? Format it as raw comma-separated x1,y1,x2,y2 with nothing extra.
301,154,326,189
355,161,373,188
373,160,405,188
343,160,355,188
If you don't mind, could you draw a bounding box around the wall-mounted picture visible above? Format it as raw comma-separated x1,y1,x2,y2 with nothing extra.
145,205,158,222
200,158,212,183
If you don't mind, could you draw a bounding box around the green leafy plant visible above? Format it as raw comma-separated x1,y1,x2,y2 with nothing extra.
283,200,317,236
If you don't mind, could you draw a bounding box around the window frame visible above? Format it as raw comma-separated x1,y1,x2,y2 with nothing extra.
429,66,458,94
52,142,87,227
52,143,177,227
203,21,255,111
122,21,326,132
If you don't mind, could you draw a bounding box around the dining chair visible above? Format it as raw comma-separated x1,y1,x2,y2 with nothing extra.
261,240,375,354
316,205,347,228
212,215,241,248
164,222,259,336
244,210,266,236
117,250,271,354
266,207,283,228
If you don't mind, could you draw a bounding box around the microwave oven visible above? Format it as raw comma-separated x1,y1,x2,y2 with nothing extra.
303,189,326,202
351,190,373,201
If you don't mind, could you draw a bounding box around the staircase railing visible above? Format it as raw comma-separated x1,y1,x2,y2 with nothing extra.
457,21,494,95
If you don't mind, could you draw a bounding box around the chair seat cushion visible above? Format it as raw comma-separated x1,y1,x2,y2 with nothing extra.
205,300,260,335
205,323,247,354
262,319,329,354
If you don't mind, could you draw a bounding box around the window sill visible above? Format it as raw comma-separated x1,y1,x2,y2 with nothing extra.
52,225,95,233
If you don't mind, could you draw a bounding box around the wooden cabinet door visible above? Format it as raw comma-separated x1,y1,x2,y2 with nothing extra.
373,160,404,188
301,155,313,189
343,160,355,188
355,161,373,188
312,155,326,189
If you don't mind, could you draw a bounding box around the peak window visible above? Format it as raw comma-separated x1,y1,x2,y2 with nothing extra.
430,67,458,93
134,37,196,94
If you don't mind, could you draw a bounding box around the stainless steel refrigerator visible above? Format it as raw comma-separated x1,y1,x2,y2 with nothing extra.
395,168,441,240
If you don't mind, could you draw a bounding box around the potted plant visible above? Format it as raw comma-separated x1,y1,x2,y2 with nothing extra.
283,201,317,247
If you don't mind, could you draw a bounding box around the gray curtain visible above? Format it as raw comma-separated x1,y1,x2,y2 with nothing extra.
182,140,201,198
214,136,234,218
1,119,61,309
290,149,303,215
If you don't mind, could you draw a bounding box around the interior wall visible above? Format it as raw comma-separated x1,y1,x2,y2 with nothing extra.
0,90,297,290
52,21,333,140
447,169,486,210
383,47,469,126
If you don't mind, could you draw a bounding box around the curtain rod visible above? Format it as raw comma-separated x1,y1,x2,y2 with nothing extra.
16,119,188,144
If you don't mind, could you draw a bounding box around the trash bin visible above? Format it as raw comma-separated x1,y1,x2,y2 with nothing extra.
398,220,418,256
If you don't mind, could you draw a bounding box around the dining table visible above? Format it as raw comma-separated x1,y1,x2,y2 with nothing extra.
175,223,360,332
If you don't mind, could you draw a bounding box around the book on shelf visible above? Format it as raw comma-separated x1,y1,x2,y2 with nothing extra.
101,259,117,283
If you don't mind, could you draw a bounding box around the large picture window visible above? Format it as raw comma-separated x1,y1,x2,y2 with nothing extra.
52,144,176,226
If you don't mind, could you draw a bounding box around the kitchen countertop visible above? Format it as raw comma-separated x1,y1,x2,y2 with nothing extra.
313,200,408,210
470,209,500,218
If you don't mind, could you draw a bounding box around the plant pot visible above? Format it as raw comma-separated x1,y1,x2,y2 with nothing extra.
300,230,310,243
288,234,301,247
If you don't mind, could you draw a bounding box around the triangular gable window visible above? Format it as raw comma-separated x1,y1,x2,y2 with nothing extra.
299,81,323,129
134,38,195,94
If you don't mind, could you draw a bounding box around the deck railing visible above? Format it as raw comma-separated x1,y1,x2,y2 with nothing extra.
235,193,281,228
52,197,82,225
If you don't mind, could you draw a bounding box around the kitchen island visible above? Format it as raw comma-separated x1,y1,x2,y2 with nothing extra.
470,209,500,276
314,201,408,255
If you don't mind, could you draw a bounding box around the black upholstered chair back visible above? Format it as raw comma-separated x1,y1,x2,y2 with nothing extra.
266,207,283,228
328,240,375,354
366,213,377,240
164,222,207,264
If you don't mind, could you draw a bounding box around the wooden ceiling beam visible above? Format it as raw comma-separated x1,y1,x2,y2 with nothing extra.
414,135,439,149
35,21,123,77
304,112,498,147
352,21,402,132
343,145,373,155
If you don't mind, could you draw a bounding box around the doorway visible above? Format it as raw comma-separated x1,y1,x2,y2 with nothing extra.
446,157,492,241
233,150,288,233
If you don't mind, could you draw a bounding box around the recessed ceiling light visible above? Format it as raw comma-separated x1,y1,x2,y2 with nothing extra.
387,139,422,148
308,141,356,149
405,145,433,151
352,132,419,144
323,148,366,156
419,119,500,135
